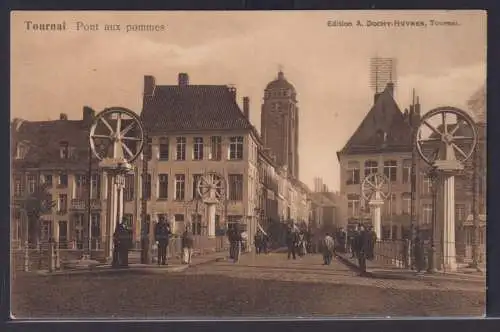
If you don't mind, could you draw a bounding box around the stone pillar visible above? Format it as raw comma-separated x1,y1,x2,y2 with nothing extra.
207,204,216,237
369,199,384,240
442,174,457,271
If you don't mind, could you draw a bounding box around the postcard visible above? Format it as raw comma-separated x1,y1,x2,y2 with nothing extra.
10,10,486,318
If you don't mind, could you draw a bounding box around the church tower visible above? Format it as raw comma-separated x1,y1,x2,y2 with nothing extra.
261,70,300,179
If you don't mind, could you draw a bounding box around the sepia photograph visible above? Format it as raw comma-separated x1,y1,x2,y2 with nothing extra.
10,10,486,318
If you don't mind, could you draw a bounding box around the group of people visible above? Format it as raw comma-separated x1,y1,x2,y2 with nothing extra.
346,224,377,273
286,225,309,260
112,215,196,268
254,230,270,254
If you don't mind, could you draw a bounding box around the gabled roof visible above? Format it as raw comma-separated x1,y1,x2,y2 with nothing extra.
11,118,98,170
310,192,336,207
141,85,254,135
338,84,413,156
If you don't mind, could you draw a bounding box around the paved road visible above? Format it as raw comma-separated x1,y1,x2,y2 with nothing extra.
11,252,485,318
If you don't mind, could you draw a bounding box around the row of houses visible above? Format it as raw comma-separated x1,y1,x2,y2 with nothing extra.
11,72,337,250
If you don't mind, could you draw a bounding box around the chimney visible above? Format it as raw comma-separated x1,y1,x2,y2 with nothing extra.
386,82,394,96
82,106,95,125
59,113,68,120
228,86,237,100
243,97,250,119
144,75,156,97
415,96,421,115
178,73,189,86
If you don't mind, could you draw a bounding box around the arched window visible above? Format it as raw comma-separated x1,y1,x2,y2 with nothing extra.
364,160,378,177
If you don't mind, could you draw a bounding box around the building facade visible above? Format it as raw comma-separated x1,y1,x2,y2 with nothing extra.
336,82,486,263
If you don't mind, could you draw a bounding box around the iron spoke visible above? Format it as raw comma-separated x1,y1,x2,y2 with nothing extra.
121,142,134,158
450,124,460,135
91,134,112,140
121,122,135,136
116,113,122,135
442,112,447,134
100,117,114,134
452,136,474,140
423,120,442,137
121,136,142,141
451,143,468,159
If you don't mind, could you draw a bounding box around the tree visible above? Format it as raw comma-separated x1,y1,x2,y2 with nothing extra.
19,183,56,246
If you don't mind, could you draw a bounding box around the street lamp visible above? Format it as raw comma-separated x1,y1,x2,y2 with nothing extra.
427,166,440,273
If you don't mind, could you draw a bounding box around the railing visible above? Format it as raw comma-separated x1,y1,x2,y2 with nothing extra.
370,239,486,273
12,235,229,272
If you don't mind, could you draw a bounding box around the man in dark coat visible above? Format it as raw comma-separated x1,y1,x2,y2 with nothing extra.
366,226,377,260
154,216,171,265
254,230,263,254
118,221,133,267
356,225,370,275
112,223,122,268
286,226,299,260
228,224,243,262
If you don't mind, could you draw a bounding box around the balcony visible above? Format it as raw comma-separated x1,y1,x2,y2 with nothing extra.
70,198,102,210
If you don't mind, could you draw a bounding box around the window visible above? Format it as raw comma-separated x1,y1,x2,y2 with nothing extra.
14,177,23,197
58,194,68,213
122,214,133,229
385,193,397,215
228,174,243,201
422,174,432,195
383,160,397,182
402,159,412,184
364,160,378,177
456,204,466,223
176,137,186,160
16,144,27,159
402,192,411,215
91,214,101,249
90,174,100,199
175,174,185,201
142,174,151,200
346,161,360,185
27,175,36,194
74,174,87,199
42,174,53,188
229,136,244,160
192,174,202,200
60,141,69,159
159,137,169,160
175,214,184,232
40,221,52,242
75,214,84,249
192,214,202,235
422,204,432,224
347,194,360,217
210,136,222,161
124,174,134,201
193,137,204,160
58,173,68,187
158,174,169,199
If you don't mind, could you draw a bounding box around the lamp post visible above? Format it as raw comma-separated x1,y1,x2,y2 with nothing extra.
427,166,439,273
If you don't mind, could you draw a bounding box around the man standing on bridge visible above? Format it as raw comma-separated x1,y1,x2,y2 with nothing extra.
155,216,171,266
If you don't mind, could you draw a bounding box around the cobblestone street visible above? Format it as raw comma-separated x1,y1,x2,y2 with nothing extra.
12,252,485,318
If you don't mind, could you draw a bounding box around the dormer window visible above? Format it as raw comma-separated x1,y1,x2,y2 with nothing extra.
60,141,69,159
15,143,28,159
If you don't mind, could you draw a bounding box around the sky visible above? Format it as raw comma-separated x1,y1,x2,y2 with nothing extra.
11,11,486,191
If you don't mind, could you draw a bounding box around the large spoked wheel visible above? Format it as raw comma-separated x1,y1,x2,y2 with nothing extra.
361,173,390,201
89,107,145,163
197,172,226,204
415,106,477,166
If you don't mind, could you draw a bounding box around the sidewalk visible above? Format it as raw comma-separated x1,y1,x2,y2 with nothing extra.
36,249,229,276
335,252,485,285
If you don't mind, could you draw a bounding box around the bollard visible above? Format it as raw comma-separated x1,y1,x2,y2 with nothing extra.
55,243,60,270
48,242,54,273
24,241,29,272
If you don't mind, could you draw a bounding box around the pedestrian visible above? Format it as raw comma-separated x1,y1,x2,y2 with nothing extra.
254,230,263,254
181,226,194,265
366,226,377,261
154,216,171,265
229,224,243,262
356,224,370,276
118,220,133,267
413,235,425,273
111,223,121,268
322,233,335,265
286,225,298,260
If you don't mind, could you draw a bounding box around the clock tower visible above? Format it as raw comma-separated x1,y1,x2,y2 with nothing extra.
261,70,300,179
